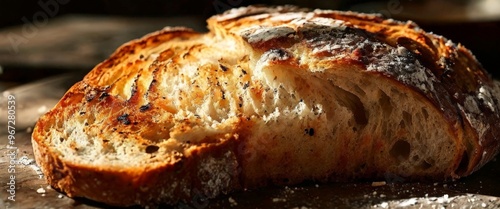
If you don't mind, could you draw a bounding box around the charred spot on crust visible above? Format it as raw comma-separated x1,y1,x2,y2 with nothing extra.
117,114,131,125
130,85,138,98
243,82,250,90
219,64,228,72
139,104,151,112
275,48,288,57
99,92,110,100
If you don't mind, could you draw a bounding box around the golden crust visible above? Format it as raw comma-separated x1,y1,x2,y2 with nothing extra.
32,5,500,207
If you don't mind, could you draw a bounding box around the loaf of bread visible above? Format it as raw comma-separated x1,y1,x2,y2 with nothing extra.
32,5,500,207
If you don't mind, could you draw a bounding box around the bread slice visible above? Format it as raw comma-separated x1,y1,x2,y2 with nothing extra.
32,5,500,207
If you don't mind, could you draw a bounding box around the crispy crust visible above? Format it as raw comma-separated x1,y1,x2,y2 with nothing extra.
32,5,500,207
32,131,241,206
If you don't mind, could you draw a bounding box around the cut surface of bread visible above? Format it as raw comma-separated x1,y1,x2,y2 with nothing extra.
32,5,500,207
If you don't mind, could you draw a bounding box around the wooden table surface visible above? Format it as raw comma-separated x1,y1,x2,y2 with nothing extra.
0,15,205,70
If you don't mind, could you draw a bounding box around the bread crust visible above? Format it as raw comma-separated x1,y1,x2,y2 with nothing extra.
32,5,500,207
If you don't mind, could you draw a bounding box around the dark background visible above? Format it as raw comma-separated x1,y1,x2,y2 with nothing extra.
0,0,499,80
0,0,472,28
0,0,357,28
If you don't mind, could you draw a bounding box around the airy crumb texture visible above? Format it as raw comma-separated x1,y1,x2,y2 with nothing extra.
32,5,500,207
